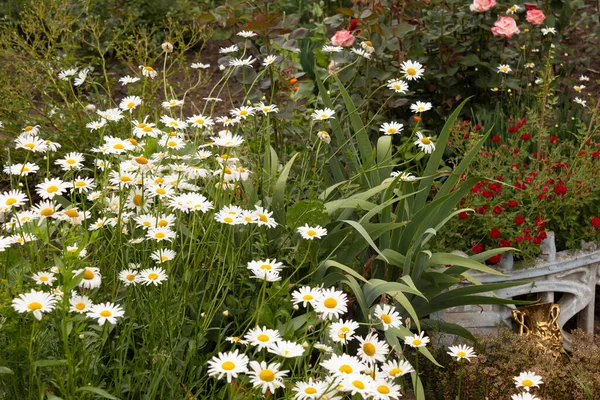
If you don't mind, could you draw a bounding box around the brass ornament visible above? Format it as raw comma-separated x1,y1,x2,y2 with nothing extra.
512,303,563,357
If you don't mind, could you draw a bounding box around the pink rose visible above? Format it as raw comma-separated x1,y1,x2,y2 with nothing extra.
491,16,520,39
469,0,496,12
526,9,546,25
331,30,355,47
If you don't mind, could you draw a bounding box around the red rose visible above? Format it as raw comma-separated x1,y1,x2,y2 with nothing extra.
487,254,501,264
463,133,471,139
500,239,512,247
511,164,520,170
493,206,503,215
472,243,484,254
508,126,519,133
490,227,501,239
524,234,532,241
348,19,360,31
476,207,487,214
517,122,524,128
508,200,518,207
533,236,542,245
474,124,482,131
491,135,501,143
593,152,600,158
515,236,523,243
514,148,520,154
520,133,531,140
578,151,587,157
482,191,494,198
550,136,559,144
553,184,567,196
515,215,525,225
539,231,548,239
525,4,537,11
524,228,530,233
458,211,469,220
591,216,600,228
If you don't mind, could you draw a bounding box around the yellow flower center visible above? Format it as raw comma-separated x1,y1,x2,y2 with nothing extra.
133,194,143,206
75,303,86,310
387,128,396,134
324,298,337,309
304,387,317,395
135,156,148,165
65,209,79,218
259,369,275,382
120,176,132,182
28,302,43,310
158,220,168,227
24,125,34,131
154,232,165,239
260,264,271,270
302,294,313,301
156,188,166,195
160,256,169,261
6,198,16,206
413,339,422,346
113,143,124,150
224,167,232,174
66,159,76,165
46,185,59,193
522,379,534,387
41,207,54,216
239,110,248,116
377,385,390,394
75,181,87,187
126,274,136,281
144,66,155,71
421,137,431,145
352,380,365,390
196,119,205,124
21,167,30,172
407,67,416,75
167,141,177,147
457,351,467,357
40,276,48,282
363,343,377,356
148,273,159,280
100,310,112,317
320,114,328,119
389,367,402,377
137,123,147,128
24,143,35,149
143,126,153,132
221,361,235,371
257,334,269,342
128,138,138,146
259,214,268,222
381,314,392,324
127,102,135,109
224,217,234,223
339,364,352,374
306,229,317,236
83,270,95,280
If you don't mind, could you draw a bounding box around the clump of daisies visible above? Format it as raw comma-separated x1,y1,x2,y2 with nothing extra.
207,283,431,398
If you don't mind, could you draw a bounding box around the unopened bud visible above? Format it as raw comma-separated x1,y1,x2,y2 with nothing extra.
162,42,174,53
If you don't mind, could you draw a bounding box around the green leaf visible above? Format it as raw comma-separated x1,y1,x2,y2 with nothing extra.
34,359,67,368
364,279,425,305
76,386,118,399
272,152,299,223
0,366,14,374
342,220,388,263
316,260,369,284
419,319,477,341
428,253,506,276
415,98,471,211
377,249,406,267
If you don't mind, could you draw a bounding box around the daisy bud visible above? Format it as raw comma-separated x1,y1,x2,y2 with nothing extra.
161,42,174,53
79,334,85,339
200,312,205,318
85,104,96,112
219,65,225,71
302,341,309,348
293,304,299,310
222,310,229,317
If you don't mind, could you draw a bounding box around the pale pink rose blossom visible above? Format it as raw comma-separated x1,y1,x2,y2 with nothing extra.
526,9,546,25
330,30,355,47
469,0,496,12
491,16,520,39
